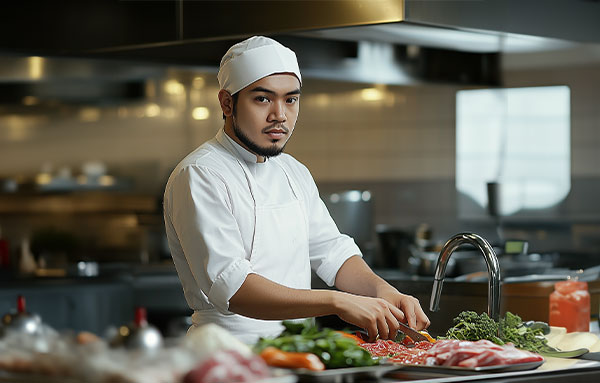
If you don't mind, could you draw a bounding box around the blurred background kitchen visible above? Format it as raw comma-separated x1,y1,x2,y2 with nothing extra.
1,0,599,336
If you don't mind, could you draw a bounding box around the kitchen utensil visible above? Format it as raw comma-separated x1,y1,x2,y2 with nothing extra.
396,322,432,343
539,348,589,358
110,307,163,351
356,322,431,343
579,352,600,361
385,360,544,375
1,295,43,336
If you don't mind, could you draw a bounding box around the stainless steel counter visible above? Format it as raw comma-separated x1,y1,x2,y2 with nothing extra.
381,359,600,383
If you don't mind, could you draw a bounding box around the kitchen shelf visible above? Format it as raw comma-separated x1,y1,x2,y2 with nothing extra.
0,193,158,214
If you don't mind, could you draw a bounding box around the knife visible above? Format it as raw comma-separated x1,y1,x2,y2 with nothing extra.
397,322,432,343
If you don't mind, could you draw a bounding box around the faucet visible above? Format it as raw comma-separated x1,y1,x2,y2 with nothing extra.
429,233,501,321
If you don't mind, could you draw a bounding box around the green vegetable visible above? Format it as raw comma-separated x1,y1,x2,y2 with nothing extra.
441,311,554,354
441,311,503,345
255,320,377,369
499,312,552,353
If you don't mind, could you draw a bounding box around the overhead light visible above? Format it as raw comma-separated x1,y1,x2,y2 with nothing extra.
361,88,384,101
192,107,210,120
145,103,160,117
164,79,185,95
28,56,44,79
192,77,205,89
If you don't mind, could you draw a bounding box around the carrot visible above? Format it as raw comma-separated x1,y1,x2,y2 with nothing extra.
419,331,436,343
259,347,325,371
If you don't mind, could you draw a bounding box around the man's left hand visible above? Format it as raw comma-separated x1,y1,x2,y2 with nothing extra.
377,287,430,331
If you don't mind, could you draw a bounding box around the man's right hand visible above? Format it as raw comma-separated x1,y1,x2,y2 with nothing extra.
332,292,404,342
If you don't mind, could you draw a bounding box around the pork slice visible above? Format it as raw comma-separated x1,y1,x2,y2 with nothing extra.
493,345,544,365
458,350,501,368
426,339,543,368
439,349,490,366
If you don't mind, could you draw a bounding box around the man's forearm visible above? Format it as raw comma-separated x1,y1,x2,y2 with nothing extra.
229,273,343,320
229,265,429,338
334,255,395,297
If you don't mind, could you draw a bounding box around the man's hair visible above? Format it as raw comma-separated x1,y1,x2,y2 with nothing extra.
222,92,239,120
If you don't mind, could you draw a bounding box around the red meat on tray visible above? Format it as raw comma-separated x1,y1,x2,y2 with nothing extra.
424,340,544,367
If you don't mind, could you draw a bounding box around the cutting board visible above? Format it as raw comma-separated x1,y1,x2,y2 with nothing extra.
546,326,600,352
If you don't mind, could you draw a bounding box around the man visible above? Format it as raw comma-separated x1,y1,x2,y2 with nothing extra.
164,36,429,344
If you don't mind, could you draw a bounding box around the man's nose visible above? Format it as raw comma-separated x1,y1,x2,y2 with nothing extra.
268,101,287,122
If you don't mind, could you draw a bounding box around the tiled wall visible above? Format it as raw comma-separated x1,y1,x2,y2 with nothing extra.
1,60,600,262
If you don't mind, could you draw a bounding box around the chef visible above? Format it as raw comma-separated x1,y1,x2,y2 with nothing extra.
163,36,430,344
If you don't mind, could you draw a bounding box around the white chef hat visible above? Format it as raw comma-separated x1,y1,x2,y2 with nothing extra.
218,36,302,95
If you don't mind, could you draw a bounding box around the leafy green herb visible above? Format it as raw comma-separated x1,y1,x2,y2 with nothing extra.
441,311,554,353
499,312,552,353
441,311,503,345
255,320,377,369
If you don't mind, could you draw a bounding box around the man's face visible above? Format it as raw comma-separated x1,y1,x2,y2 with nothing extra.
230,73,301,159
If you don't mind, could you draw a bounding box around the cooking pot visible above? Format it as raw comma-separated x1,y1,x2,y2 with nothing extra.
376,226,414,270
412,250,455,277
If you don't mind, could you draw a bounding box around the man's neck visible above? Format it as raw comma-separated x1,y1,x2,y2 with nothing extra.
223,122,265,163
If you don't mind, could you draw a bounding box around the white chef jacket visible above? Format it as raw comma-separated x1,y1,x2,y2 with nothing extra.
163,128,361,342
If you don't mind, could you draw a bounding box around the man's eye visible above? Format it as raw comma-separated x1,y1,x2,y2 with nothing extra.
287,97,298,104
256,96,269,103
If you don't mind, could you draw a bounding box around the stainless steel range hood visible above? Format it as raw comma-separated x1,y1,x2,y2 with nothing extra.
3,0,598,56
1,0,598,88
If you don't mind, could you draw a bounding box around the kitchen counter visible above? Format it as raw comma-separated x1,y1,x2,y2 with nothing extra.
380,358,600,383
0,359,599,383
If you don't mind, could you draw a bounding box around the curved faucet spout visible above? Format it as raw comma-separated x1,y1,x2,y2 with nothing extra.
429,233,501,321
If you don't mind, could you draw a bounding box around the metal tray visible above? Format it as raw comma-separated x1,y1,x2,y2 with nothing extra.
0,370,297,383
294,364,401,382
0,371,81,383
389,360,544,375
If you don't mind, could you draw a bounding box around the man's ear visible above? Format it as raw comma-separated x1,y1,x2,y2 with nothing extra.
218,89,234,117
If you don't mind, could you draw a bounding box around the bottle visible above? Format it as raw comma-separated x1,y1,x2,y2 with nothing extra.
19,237,37,275
549,279,591,333
0,226,10,269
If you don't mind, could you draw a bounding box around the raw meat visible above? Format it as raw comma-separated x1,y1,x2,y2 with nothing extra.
425,340,544,367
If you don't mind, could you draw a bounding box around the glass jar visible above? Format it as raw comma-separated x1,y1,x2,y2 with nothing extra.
549,280,590,333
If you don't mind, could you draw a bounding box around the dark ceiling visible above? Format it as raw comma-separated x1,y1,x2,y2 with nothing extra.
0,1,501,87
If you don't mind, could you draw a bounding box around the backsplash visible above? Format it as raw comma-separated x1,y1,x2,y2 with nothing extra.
1,60,599,265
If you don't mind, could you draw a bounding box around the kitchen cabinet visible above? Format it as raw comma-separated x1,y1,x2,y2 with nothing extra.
0,267,190,336
0,279,133,335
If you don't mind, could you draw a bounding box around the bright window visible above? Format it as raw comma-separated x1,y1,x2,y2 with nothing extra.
456,86,570,217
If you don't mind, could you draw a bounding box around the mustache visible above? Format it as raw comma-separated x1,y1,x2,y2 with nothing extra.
262,124,289,134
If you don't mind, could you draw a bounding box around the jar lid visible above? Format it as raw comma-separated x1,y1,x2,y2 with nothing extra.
554,280,588,294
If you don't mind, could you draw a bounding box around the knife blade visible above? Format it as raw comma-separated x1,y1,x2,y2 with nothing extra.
397,322,431,343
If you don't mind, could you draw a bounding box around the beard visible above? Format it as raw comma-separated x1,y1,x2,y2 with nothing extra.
232,117,289,159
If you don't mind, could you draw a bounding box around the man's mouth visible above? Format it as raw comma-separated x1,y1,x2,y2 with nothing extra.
264,127,288,140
